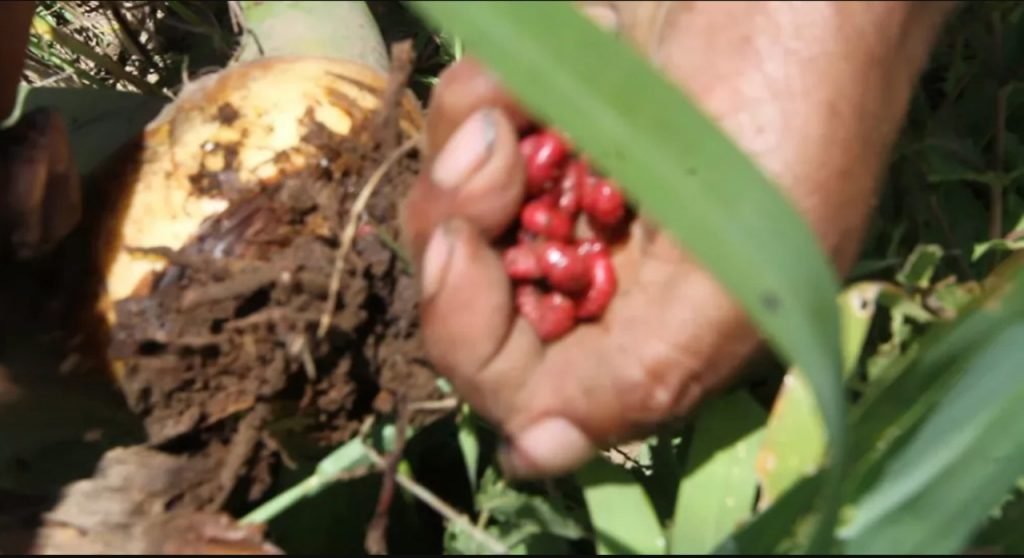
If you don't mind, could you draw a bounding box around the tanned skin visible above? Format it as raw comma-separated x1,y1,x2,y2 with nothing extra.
0,1,959,479
401,1,958,478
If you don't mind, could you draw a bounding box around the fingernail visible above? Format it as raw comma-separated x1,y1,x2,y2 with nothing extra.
421,223,454,300
431,108,497,190
580,3,621,34
498,417,595,479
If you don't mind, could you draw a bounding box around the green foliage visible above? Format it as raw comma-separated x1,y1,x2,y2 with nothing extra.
391,1,1024,555
842,321,1024,553
576,458,666,554
410,2,848,551
12,0,1024,554
670,392,765,554
25,1,238,94
446,467,589,554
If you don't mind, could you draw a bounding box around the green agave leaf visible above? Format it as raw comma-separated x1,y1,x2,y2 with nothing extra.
848,265,1024,498
407,2,846,550
575,457,666,554
971,489,1024,554
841,320,1024,554
670,391,766,554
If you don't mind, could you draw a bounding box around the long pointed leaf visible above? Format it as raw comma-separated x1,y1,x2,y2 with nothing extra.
407,2,846,551
755,282,884,508
575,457,666,554
841,320,1024,554
671,392,766,553
848,265,1024,498
712,472,825,554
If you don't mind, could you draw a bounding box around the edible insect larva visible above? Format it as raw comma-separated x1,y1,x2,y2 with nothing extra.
508,126,634,341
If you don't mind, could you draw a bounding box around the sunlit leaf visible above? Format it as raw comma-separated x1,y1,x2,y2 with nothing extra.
712,472,824,554
670,391,765,554
575,457,666,554
895,244,944,290
755,283,883,508
973,214,1024,261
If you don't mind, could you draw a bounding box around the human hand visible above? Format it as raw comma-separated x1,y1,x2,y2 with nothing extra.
401,1,956,479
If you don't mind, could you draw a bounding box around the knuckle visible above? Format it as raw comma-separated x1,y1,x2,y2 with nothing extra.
621,342,704,425
429,59,482,120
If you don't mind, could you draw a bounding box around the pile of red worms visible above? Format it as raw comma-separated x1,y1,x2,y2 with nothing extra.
503,127,635,342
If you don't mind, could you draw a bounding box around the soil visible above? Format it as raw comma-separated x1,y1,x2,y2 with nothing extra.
30,446,283,554
9,44,449,554
116,48,440,494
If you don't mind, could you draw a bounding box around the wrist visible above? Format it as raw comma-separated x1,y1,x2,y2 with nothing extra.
622,1,954,273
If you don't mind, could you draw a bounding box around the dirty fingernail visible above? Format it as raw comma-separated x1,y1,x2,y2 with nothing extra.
420,223,454,300
431,108,497,190
499,417,595,479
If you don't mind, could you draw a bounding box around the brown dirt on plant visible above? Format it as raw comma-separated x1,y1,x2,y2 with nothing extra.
30,446,283,554
113,48,440,500
21,43,445,554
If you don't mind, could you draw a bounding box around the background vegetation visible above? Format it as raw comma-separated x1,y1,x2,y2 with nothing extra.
6,0,1024,554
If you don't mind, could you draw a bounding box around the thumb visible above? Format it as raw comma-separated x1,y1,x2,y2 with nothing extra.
499,415,597,480
418,218,534,396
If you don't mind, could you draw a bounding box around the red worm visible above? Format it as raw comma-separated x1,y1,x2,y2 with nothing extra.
519,130,569,195
509,125,634,335
576,238,609,258
556,159,588,216
503,242,543,281
582,177,627,228
538,241,591,294
520,198,574,241
516,284,577,342
575,251,617,320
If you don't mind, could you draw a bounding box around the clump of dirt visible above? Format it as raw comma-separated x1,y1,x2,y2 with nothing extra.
31,446,283,554
103,45,443,512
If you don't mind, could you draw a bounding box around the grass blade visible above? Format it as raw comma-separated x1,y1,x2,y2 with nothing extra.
575,457,666,554
406,1,846,550
712,472,824,554
31,14,161,96
841,320,1024,554
670,392,766,554
847,265,1024,498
